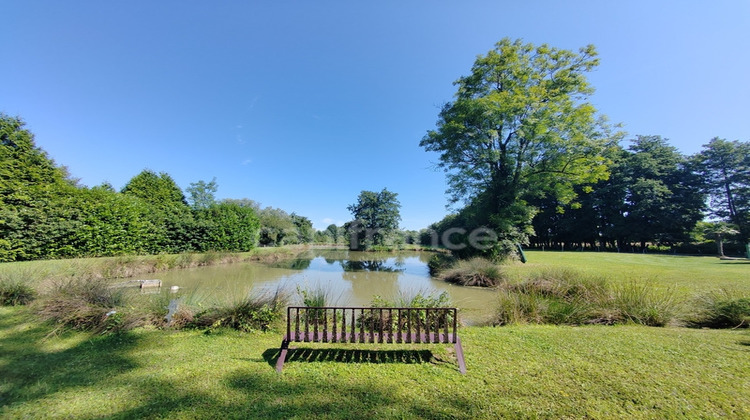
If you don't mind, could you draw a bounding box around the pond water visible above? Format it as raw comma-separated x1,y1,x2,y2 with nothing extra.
135,249,497,324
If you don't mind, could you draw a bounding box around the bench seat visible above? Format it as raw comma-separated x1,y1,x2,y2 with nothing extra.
276,306,466,374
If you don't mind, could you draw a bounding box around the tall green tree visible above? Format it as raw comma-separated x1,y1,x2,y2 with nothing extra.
346,188,401,250
696,138,750,254
0,114,81,261
193,201,260,252
620,136,705,248
121,169,192,252
187,177,218,210
420,38,614,257
290,213,314,244
121,170,187,208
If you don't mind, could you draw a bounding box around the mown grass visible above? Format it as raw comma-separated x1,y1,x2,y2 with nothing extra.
508,251,750,296
1,305,748,419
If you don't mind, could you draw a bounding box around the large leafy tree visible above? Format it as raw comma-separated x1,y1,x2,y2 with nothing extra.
697,138,750,254
0,114,81,261
420,38,614,257
620,136,705,248
121,169,193,252
187,177,218,210
121,169,188,208
531,136,705,251
346,188,401,250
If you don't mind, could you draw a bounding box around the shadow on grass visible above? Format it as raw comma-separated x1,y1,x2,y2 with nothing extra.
0,310,140,409
226,370,473,419
1,308,474,419
261,347,434,368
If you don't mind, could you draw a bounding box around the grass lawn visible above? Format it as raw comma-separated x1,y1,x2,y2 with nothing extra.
507,251,750,296
2,304,749,419
1,251,749,418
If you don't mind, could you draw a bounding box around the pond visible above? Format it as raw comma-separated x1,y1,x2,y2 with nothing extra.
135,249,497,324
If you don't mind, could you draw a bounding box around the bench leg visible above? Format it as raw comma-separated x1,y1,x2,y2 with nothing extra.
454,337,467,374
276,340,289,373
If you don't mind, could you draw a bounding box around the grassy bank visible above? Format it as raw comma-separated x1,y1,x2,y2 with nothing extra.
0,246,311,293
1,305,748,419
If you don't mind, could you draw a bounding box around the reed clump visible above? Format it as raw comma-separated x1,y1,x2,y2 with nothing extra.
494,268,679,327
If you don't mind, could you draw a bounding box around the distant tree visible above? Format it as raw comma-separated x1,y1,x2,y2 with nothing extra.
187,177,218,210
701,222,739,257
254,206,297,246
530,136,706,252
696,138,750,255
420,38,615,258
619,136,705,248
290,213,314,243
346,188,401,250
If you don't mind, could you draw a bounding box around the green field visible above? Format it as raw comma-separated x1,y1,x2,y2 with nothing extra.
1,251,749,418
509,251,750,295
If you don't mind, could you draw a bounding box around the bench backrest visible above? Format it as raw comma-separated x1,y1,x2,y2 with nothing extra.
285,306,459,345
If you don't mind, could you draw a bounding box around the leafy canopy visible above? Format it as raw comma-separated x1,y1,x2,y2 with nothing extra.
420,38,615,256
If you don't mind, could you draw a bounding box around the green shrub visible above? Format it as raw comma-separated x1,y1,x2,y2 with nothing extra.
689,288,750,328
361,289,454,331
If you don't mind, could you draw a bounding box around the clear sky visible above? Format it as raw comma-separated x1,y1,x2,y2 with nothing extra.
2,1,748,230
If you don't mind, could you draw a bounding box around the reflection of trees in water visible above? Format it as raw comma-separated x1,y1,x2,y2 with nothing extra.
267,258,312,270
341,260,404,272
314,249,350,265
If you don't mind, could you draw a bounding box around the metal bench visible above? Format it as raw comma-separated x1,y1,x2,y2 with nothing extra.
275,306,466,374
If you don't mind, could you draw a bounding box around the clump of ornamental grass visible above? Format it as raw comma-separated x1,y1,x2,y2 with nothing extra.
36,277,144,334
439,257,508,287
0,278,36,306
493,269,679,327
297,282,341,323
0,267,44,305
605,280,678,327
495,268,606,326
191,286,290,332
0,269,38,306
687,288,750,328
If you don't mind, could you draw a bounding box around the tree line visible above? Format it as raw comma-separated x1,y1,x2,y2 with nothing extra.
0,114,318,262
419,38,749,258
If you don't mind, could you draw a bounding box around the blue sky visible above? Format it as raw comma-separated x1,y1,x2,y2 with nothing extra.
2,1,748,230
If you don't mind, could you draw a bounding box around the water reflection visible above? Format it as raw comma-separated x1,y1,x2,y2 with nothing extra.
135,249,497,324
